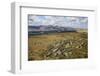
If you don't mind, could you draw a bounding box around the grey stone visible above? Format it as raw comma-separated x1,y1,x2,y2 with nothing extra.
64,52,69,57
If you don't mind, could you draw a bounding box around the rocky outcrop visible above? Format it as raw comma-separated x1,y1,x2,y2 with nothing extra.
42,38,87,59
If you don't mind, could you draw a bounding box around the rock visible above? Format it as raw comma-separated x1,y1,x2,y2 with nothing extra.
46,51,52,56
52,48,58,52
76,46,79,48
64,52,69,57
55,43,60,47
70,41,73,45
69,52,72,55
53,52,58,56
65,44,70,48
56,50,62,55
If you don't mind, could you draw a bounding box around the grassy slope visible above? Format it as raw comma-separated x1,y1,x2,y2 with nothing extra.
28,32,88,60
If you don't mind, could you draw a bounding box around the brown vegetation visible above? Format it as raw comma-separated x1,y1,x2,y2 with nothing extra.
28,32,88,61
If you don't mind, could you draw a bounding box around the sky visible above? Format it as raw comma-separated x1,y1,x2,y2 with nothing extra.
28,15,88,29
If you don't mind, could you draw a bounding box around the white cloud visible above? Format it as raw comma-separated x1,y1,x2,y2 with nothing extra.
80,18,88,23
66,17,78,21
42,16,55,25
28,15,88,28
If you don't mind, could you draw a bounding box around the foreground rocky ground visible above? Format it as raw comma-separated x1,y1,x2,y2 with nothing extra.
28,32,88,60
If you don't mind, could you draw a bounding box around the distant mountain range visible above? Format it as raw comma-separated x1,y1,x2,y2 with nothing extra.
28,25,77,35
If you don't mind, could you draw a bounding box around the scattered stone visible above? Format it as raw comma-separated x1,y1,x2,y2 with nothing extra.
42,38,87,59
65,44,70,48
64,52,69,57
53,52,58,56
76,46,79,48
56,50,62,55
52,48,58,52
69,52,72,55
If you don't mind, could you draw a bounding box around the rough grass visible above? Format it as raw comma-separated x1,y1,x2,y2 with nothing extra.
28,32,88,61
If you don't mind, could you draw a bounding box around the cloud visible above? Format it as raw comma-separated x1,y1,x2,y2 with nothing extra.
80,17,88,23
42,16,55,25
28,15,88,28
28,15,44,25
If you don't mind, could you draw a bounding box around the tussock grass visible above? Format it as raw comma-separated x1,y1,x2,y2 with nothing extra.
28,32,88,61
